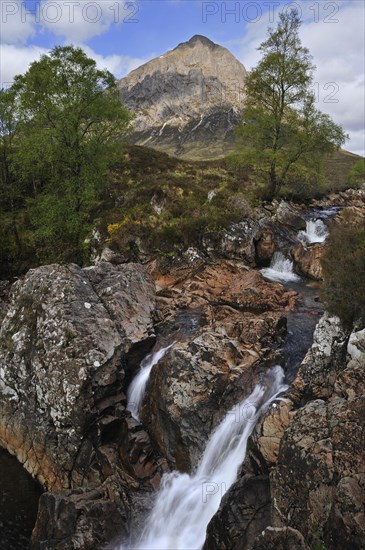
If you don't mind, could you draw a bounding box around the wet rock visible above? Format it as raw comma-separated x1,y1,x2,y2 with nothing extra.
253,399,293,466
255,229,277,266
32,474,134,550
251,526,309,549
142,259,295,471
203,474,271,550
291,242,324,280
141,332,262,471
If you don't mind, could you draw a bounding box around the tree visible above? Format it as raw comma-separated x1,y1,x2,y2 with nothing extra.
321,222,365,329
237,9,347,200
11,46,132,263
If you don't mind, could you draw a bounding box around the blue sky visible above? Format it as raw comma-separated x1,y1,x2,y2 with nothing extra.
1,1,364,155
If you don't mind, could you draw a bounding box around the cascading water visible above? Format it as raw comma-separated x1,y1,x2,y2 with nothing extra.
123,366,288,550
298,219,328,244
127,344,173,421
260,251,301,283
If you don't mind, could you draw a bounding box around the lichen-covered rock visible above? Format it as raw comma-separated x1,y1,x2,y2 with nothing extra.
291,313,348,402
201,220,260,264
271,396,365,548
274,201,306,230
268,314,365,550
0,262,156,491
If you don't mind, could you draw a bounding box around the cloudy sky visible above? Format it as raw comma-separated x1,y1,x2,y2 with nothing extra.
1,0,364,155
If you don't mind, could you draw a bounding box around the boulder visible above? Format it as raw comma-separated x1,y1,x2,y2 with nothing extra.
291,242,324,280
0,262,156,490
275,201,306,230
291,313,348,402
271,396,365,548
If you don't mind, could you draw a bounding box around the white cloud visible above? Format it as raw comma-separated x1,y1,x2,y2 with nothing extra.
231,1,365,156
0,0,36,44
80,45,148,78
38,0,137,42
0,44,48,87
0,42,146,89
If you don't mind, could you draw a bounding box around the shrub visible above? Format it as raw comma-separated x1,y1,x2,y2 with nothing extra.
347,158,365,188
321,223,365,329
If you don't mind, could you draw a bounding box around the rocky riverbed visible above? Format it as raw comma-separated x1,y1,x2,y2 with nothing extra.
0,189,364,549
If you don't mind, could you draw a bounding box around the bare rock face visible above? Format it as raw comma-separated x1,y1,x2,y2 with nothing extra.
118,35,247,159
0,262,155,490
142,259,296,471
269,314,365,550
291,312,348,402
0,262,164,548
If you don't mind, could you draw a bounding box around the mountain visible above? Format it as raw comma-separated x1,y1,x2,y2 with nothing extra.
117,35,247,160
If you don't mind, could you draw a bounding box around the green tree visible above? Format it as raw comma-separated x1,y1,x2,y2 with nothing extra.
321,222,365,329
237,9,347,200
12,45,132,263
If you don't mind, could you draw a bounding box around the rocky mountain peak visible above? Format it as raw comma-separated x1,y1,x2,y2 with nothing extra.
178,34,218,49
118,35,247,159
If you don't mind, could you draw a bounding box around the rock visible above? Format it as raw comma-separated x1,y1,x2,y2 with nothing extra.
141,332,262,471
0,262,163,548
251,526,309,549
31,474,133,550
253,399,293,466
203,474,271,550
118,35,247,160
201,219,260,264
275,201,306,230
291,242,324,280
0,262,156,490
271,396,365,548
255,229,277,266
291,313,348,402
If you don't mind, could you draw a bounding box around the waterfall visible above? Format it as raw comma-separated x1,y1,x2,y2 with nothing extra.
298,219,328,244
260,251,301,283
123,366,288,550
127,344,173,421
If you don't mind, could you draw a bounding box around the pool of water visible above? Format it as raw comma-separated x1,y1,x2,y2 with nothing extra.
0,448,42,550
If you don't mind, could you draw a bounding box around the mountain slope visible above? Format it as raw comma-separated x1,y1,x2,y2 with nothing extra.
118,35,247,159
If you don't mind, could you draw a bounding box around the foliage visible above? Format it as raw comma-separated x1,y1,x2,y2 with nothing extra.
236,9,347,200
321,222,365,329
0,46,132,269
346,158,365,187
96,146,250,259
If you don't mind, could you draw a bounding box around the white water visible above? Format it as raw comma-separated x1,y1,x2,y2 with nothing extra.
298,219,328,244
127,344,173,421
261,251,301,283
124,366,287,550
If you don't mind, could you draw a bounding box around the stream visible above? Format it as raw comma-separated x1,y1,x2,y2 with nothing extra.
0,208,335,549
